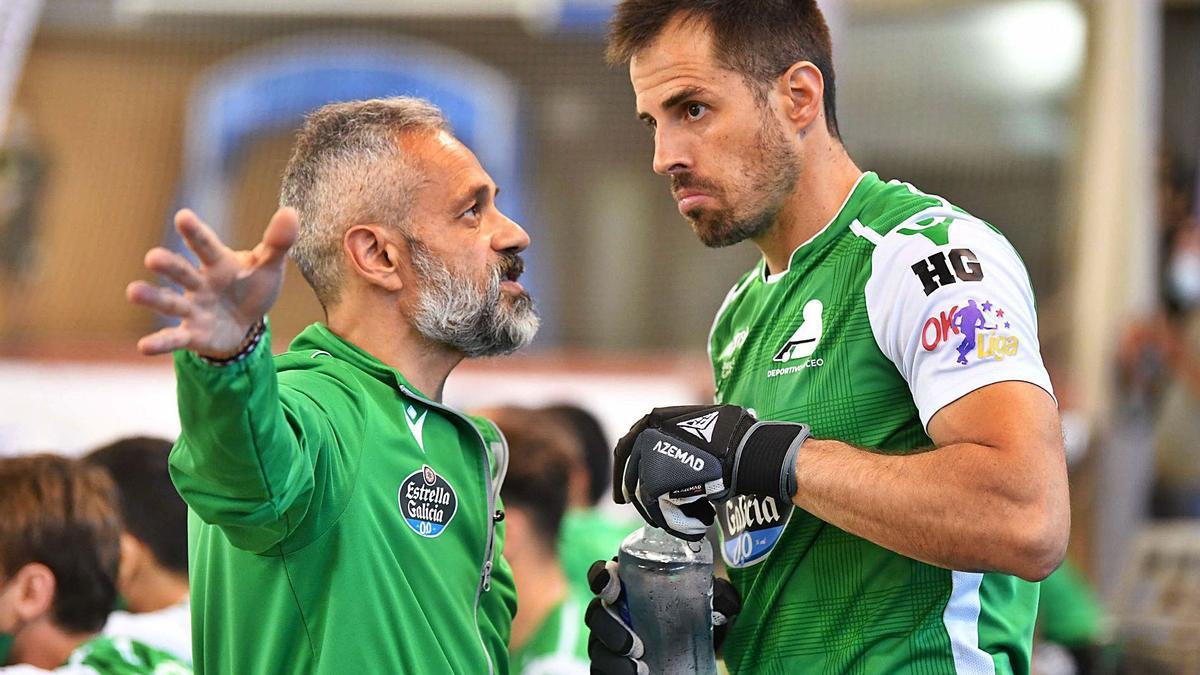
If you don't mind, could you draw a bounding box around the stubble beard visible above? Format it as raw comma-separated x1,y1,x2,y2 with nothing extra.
680,117,800,249
407,238,540,357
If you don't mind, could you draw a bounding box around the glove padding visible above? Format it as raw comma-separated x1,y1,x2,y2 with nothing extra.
585,558,740,675
613,405,810,540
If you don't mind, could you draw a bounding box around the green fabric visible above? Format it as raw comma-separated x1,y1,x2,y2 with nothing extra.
557,509,639,596
170,323,516,674
1037,559,1102,647
0,632,13,666
708,173,1039,674
64,635,191,674
509,594,589,675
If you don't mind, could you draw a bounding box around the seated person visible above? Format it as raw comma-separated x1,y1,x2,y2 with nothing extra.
84,437,190,664
0,454,190,674
488,408,589,675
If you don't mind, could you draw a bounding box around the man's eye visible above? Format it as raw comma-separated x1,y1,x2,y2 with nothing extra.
685,103,708,120
462,204,481,219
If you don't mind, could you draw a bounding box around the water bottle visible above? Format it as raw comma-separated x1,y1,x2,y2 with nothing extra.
618,525,717,675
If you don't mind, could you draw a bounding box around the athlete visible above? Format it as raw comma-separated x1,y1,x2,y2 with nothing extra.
0,454,191,674
126,97,537,673
587,2,1069,674
84,437,191,665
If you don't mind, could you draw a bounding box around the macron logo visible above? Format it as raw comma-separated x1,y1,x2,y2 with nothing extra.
405,405,428,453
677,411,719,444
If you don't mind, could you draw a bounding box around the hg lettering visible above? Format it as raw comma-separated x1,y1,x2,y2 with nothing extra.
653,439,705,471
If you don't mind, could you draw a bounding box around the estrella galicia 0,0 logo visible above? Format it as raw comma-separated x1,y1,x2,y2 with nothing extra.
398,465,458,538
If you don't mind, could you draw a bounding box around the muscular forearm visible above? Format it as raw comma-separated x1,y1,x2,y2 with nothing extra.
790,438,1068,581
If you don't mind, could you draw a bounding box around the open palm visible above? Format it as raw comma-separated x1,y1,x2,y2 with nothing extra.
127,207,299,359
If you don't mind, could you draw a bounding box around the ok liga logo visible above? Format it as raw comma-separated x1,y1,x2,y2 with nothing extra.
921,298,1020,365
398,465,458,538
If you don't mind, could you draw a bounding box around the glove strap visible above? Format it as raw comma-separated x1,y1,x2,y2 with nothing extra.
731,422,810,503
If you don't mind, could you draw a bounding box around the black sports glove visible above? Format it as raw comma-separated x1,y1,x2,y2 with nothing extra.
613,404,809,540
585,558,741,675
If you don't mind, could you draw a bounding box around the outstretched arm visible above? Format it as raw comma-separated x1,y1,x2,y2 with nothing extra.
127,208,342,553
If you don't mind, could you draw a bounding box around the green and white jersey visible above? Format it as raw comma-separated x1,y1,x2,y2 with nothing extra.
508,594,589,675
0,636,191,675
708,172,1054,674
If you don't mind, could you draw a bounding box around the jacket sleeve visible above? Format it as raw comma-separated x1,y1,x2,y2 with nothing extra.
167,328,347,553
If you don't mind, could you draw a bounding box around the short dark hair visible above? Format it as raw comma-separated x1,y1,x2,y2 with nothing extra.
492,408,580,550
0,454,121,634
607,0,840,139
543,404,611,505
85,437,188,577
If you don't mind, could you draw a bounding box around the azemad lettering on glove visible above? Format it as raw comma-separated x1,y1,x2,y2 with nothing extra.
653,439,707,471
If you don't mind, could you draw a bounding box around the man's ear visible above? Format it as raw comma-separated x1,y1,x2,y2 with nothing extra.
117,533,143,596
344,225,405,293
11,563,55,623
776,61,825,135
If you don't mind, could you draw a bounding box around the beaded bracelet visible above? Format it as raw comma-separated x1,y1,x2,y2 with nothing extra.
197,319,266,367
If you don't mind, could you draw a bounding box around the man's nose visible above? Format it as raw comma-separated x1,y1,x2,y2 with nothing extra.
652,127,691,176
492,211,530,253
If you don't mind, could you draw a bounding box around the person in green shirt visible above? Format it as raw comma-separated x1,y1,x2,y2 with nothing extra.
588,2,1070,674
125,97,538,674
0,454,190,675
487,408,590,675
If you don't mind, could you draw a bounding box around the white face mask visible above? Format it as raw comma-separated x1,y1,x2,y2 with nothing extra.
1169,252,1200,309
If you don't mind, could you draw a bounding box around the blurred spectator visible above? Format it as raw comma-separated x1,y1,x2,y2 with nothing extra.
541,404,640,596
1118,153,1200,517
0,110,47,342
489,408,589,675
0,454,190,674
542,404,610,507
83,437,190,664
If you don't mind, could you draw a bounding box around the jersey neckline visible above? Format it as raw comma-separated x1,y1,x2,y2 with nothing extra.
761,171,880,284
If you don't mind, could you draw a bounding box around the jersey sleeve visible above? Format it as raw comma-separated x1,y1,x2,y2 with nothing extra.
168,323,363,553
863,216,1055,430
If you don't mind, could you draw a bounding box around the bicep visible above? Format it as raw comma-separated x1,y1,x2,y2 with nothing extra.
927,380,1061,456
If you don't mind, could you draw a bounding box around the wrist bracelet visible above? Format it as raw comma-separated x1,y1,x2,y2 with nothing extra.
198,320,266,367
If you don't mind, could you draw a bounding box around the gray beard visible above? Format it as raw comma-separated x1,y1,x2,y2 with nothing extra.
408,240,539,357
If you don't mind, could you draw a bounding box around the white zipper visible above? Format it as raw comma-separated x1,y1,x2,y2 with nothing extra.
398,385,506,675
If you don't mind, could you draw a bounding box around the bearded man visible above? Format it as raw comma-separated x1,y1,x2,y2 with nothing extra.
126,97,538,675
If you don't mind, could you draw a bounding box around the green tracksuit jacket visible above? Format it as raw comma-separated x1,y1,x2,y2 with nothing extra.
169,322,516,674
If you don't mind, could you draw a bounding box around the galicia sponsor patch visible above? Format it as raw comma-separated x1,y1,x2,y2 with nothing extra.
398,465,458,538
716,493,792,568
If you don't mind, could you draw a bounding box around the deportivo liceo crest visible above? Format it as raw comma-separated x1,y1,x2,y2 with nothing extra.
773,299,824,363
677,411,719,443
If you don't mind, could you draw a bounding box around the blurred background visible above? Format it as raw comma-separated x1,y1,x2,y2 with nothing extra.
0,0,1198,671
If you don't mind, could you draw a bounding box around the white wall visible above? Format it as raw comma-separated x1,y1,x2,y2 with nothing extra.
0,357,707,457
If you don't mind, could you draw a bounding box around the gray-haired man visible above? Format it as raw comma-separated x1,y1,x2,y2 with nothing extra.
127,97,536,674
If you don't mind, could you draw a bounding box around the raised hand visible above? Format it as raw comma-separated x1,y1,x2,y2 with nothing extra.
126,207,299,359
